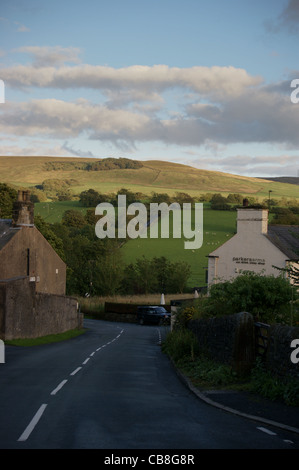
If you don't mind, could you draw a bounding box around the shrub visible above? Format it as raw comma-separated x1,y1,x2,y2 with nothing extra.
162,329,199,362
249,359,299,406
206,272,296,324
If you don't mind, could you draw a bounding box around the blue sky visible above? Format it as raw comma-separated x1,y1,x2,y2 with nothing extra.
0,0,299,177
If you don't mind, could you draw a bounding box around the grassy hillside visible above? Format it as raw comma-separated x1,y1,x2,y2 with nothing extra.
0,156,298,200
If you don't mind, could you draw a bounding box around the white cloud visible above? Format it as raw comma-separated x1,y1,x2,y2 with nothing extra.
184,154,299,177
0,99,151,141
0,62,261,99
1,54,298,174
17,46,82,67
1,80,299,151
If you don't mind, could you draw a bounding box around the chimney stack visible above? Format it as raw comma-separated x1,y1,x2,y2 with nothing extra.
12,190,34,227
237,208,268,235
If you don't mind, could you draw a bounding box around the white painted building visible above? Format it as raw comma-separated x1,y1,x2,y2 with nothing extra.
208,208,299,286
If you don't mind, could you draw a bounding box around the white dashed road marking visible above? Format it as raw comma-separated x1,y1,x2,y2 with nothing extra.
17,327,124,442
70,367,82,376
50,379,68,396
257,427,277,436
18,404,48,442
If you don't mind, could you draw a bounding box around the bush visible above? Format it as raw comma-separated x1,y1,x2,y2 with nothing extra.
174,272,297,325
162,329,199,362
205,272,296,324
249,359,299,406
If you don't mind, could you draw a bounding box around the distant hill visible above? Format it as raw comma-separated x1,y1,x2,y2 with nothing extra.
0,156,298,200
259,176,299,185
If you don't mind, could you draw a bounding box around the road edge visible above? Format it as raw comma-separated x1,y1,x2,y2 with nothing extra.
168,356,299,435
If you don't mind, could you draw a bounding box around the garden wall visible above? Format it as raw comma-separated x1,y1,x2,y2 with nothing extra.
0,276,83,340
104,302,171,314
187,312,255,375
266,324,299,379
186,311,299,379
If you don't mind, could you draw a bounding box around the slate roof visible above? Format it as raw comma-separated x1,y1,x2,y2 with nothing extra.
267,225,299,260
0,219,20,251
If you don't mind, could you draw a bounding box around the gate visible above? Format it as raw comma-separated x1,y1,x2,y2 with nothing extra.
254,322,270,360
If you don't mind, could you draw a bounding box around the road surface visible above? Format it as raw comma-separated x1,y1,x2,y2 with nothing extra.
0,319,298,450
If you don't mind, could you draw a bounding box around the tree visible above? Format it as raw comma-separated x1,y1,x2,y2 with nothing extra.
62,209,86,228
115,188,138,205
272,208,299,225
0,183,18,218
121,256,191,295
169,261,191,293
79,189,105,207
150,192,172,204
210,193,231,210
273,264,299,286
86,157,143,171
227,193,243,204
135,257,159,294
174,192,195,205
93,242,124,295
34,215,65,261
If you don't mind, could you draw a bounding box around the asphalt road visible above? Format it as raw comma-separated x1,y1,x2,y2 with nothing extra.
0,319,298,451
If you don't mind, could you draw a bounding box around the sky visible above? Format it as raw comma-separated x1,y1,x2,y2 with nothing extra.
0,0,299,177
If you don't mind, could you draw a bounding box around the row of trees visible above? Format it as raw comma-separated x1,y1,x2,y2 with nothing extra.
85,158,143,171
122,257,191,295
79,188,299,214
34,214,191,297
79,188,197,207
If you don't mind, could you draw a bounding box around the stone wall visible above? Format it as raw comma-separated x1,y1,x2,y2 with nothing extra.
186,311,299,379
187,312,255,375
0,277,83,340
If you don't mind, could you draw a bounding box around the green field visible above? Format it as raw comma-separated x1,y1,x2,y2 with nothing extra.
34,199,237,288
35,200,87,223
121,207,237,288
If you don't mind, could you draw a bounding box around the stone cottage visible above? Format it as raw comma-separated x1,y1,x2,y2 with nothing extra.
0,190,82,340
208,206,299,287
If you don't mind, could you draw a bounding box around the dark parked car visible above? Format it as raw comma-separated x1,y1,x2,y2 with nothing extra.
137,306,171,325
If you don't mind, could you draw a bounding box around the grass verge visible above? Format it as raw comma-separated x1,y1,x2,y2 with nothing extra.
5,328,86,347
162,328,299,406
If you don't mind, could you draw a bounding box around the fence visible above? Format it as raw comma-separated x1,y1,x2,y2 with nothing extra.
254,322,270,360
